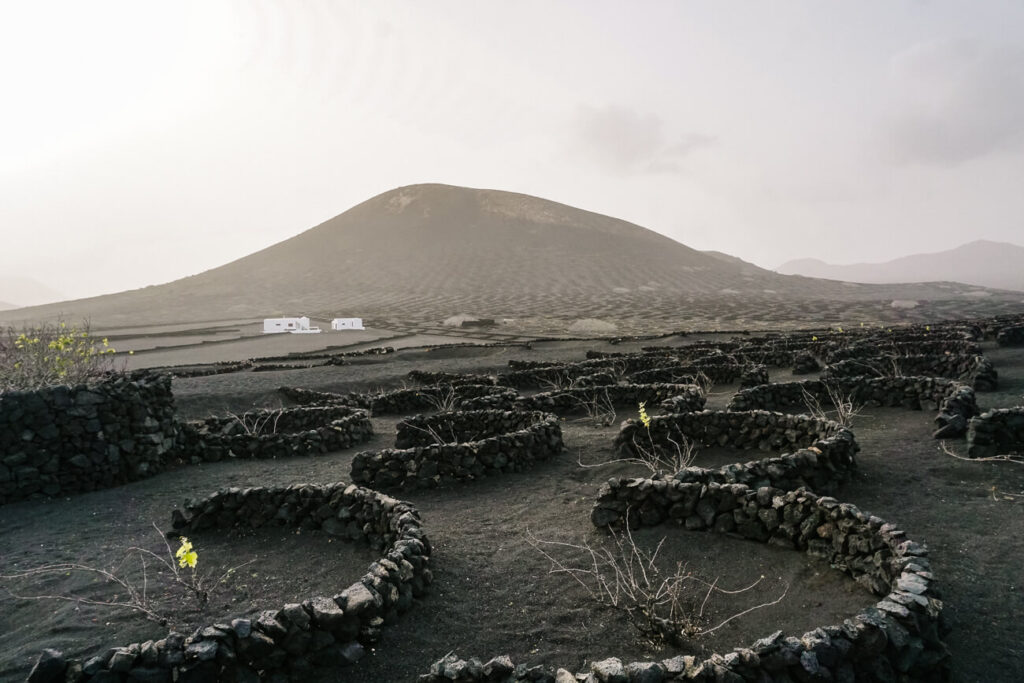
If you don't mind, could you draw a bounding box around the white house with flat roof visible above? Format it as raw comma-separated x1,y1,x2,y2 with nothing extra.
263,316,312,333
331,317,364,330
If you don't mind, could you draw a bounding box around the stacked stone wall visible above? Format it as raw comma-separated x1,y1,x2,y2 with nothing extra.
32,483,431,682
613,410,858,494
727,377,978,437
176,405,373,462
996,325,1024,347
966,408,1024,458
822,354,997,390
278,383,511,415
0,373,178,505
516,384,705,416
421,483,946,682
350,410,563,490
824,340,981,363
406,370,498,386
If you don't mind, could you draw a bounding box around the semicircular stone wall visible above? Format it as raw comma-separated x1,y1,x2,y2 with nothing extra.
351,409,564,490
26,482,432,682
612,409,859,498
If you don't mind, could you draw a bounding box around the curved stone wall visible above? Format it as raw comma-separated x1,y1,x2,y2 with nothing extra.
278,383,513,415
996,325,1024,347
738,364,769,389
30,482,431,681
176,404,373,462
421,483,947,682
350,409,563,490
630,360,747,385
726,376,978,437
406,370,498,386
612,409,859,495
821,354,997,391
824,340,982,363
0,372,177,505
516,383,705,416
966,407,1024,458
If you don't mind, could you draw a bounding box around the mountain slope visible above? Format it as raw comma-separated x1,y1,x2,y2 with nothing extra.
0,277,65,308
3,185,1020,328
778,240,1024,291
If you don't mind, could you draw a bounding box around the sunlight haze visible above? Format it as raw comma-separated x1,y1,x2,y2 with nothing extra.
2,0,1023,302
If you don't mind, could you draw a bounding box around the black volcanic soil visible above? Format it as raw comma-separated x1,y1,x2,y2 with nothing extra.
2,338,1024,681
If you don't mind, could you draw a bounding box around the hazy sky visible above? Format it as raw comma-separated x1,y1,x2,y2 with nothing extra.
3,1,1024,302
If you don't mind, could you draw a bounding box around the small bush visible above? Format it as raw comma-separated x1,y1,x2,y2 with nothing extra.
0,319,120,392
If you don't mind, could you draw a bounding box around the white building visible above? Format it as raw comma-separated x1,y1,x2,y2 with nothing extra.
263,316,312,334
331,317,364,331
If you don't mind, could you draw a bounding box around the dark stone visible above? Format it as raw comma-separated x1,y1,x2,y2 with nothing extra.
27,648,65,683
308,596,346,632
127,667,173,683
108,648,137,673
185,639,218,662
483,655,515,677
624,661,665,682
231,618,251,639
341,582,378,616
340,640,366,665
177,661,219,683
591,657,626,683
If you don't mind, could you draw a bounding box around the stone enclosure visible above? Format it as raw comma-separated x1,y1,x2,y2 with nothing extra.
31,482,432,682
350,409,564,491
16,313,1024,682
0,372,177,505
966,408,1024,459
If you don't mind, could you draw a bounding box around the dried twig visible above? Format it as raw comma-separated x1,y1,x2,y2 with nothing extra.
0,523,254,627
526,521,787,644
938,441,1024,466
801,383,863,428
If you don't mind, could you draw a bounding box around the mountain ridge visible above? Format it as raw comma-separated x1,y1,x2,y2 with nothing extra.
777,240,1024,292
2,184,1020,328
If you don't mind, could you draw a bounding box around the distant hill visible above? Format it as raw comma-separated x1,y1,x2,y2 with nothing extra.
0,277,64,308
3,185,1022,329
0,301,18,312
778,240,1024,291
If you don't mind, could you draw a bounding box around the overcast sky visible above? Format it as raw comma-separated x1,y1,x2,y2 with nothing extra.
3,0,1023,302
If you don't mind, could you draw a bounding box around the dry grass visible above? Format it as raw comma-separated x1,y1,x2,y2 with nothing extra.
801,383,863,428
526,521,787,645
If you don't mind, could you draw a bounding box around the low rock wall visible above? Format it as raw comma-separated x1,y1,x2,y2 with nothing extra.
613,410,858,494
153,360,254,378
824,340,982,363
739,364,769,389
631,360,746,385
821,354,997,391
517,384,705,416
727,377,978,437
176,405,373,462
966,408,1024,458
278,383,511,415
278,386,348,405
351,410,563,490
456,389,521,411
406,370,498,386
423,484,946,682
0,373,178,505
996,325,1024,347
31,482,431,682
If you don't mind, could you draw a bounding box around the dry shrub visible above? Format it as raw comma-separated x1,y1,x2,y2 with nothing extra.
0,524,253,628
527,521,787,645
801,382,863,428
0,319,120,392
